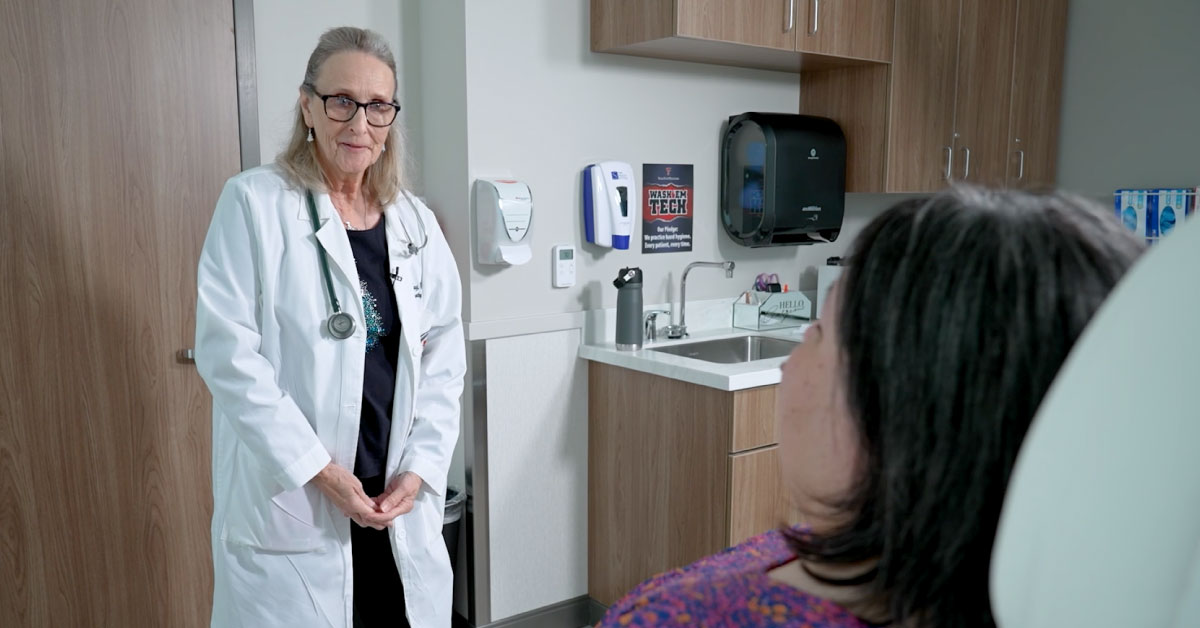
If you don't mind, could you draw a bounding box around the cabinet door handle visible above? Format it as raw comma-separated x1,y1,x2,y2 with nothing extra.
178,348,196,363
809,0,820,35
943,146,954,181
1016,149,1025,180
961,146,971,180
785,0,795,33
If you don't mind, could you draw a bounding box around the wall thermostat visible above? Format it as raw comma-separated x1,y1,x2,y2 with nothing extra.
552,245,576,288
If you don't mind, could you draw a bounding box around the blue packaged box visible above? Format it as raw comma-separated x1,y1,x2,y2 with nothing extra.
1155,188,1191,238
1115,189,1157,243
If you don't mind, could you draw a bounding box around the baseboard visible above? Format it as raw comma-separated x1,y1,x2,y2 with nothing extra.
455,595,606,628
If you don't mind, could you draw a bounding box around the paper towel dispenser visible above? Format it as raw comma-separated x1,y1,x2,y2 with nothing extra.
475,178,533,265
720,112,845,247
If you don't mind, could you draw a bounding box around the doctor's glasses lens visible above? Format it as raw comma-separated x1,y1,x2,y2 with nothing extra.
321,95,400,127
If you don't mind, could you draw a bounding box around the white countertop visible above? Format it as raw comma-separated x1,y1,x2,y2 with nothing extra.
578,325,808,391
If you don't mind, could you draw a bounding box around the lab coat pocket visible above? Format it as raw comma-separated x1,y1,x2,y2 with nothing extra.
270,483,324,531
260,483,328,552
223,475,329,552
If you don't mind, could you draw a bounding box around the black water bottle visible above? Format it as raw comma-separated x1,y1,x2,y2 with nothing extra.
613,267,643,350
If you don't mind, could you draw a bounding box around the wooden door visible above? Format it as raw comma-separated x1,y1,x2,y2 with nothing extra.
0,0,240,625
728,446,801,546
795,0,896,62
886,0,963,192
1005,0,1069,189
675,0,798,50
951,0,1019,186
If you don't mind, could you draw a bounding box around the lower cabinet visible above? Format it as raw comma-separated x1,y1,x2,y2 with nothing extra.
588,361,798,606
729,445,800,547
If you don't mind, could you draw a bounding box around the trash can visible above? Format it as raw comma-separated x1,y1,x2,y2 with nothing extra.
442,487,466,570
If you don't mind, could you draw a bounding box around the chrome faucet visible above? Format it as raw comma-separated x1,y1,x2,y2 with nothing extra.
643,309,671,342
663,261,735,339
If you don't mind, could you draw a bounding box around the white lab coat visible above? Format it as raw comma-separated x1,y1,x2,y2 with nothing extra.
194,165,465,628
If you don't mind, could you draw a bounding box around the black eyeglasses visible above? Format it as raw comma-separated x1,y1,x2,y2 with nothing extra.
304,83,400,127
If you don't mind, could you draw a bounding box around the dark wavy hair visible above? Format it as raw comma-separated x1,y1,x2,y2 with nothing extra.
785,186,1144,626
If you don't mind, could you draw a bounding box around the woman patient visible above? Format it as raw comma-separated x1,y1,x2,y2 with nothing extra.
599,187,1144,627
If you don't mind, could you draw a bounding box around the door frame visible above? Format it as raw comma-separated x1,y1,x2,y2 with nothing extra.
233,0,259,170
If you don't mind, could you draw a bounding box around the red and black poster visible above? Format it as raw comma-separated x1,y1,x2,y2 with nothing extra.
642,163,694,254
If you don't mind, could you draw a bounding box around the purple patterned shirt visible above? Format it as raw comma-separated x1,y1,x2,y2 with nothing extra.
598,528,871,627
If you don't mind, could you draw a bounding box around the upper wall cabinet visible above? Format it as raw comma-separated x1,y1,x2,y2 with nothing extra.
591,0,1067,193
1005,0,1069,189
793,0,895,62
890,0,1019,189
802,0,1068,192
591,0,895,73
944,0,1020,187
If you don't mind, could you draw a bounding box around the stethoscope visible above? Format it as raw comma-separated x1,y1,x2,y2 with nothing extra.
304,188,428,340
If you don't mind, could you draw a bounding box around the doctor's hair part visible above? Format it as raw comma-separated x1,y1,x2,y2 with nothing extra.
278,26,411,204
784,186,1144,627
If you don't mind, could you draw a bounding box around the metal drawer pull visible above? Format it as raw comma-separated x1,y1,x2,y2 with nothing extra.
961,146,971,180
1016,149,1025,180
943,146,953,181
786,0,795,33
810,0,820,35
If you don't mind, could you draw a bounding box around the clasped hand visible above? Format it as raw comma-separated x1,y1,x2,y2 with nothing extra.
312,463,423,530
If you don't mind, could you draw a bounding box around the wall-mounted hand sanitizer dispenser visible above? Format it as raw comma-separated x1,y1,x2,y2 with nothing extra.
583,161,635,250
475,178,533,265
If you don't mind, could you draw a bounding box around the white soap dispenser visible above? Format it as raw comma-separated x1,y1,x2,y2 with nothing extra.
475,178,533,265
583,161,635,250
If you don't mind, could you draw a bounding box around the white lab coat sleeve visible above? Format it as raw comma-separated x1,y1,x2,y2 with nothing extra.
398,212,465,498
195,180,331,494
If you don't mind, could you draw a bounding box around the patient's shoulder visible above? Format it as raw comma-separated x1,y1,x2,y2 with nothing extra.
598,529,870,627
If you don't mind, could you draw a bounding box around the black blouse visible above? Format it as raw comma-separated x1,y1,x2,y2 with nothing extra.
346,219,401,480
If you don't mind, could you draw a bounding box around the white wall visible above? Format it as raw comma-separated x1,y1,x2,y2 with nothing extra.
462,0,884,326
414,0,471,312
1055,0,1200,195
252,0,405,167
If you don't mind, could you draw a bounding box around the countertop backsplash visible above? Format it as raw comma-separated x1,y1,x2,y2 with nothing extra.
583,297,746,346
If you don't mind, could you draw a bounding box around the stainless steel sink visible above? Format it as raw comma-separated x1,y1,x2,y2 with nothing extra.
648,334,799,364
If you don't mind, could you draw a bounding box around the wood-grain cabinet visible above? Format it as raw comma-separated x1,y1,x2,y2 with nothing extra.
804,0,1069,191
1004,0,1070,190
591,0,894,72
588,362,799,606
591,0,1068,193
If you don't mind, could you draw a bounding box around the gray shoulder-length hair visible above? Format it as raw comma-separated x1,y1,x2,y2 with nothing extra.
277,26,410,205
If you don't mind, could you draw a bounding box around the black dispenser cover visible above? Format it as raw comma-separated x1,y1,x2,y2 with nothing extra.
720,112,846,247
